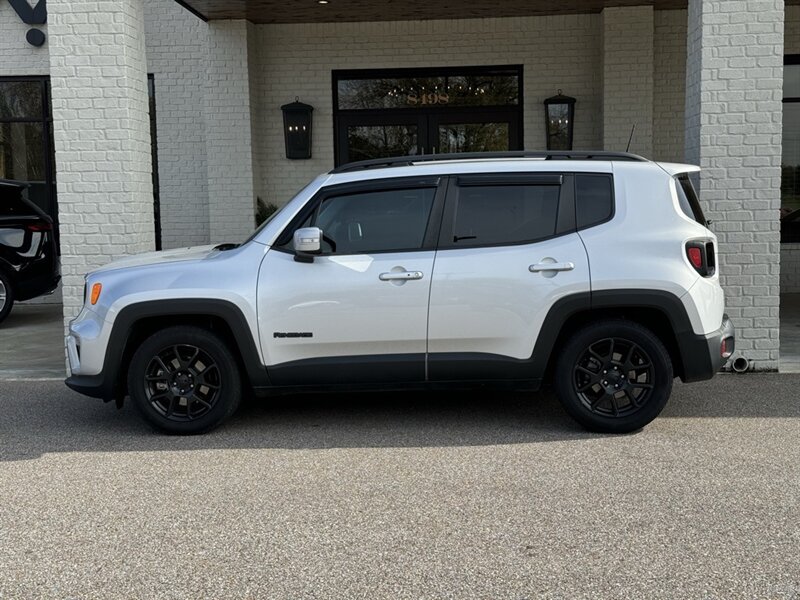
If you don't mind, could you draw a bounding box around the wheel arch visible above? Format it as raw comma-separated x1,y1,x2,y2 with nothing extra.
533,290,695,383
107,299,269,402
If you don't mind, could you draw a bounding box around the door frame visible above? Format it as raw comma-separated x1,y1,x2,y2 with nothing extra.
332,65,524,166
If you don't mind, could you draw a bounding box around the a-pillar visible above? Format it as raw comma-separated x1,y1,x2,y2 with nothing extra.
685,0,783,370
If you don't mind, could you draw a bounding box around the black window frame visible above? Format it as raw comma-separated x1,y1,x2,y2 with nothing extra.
332,65,524,167
0,75,57,241
274,175,448,256
436,172,575,250
781,54,800,244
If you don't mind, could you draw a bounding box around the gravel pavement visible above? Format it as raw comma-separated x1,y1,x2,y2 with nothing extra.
0,375,799,599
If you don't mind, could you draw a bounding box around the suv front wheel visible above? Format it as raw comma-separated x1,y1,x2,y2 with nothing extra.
554,320,673,433
127,326,242,434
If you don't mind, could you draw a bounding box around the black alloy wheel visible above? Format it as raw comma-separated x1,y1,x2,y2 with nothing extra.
554,320,673,433
572,337,654,418
144,344,221,421
128,326,242,434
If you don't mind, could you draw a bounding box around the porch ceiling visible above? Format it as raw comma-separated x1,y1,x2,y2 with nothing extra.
175,0,689,24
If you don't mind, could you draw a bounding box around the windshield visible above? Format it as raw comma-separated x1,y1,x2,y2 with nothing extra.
242,179,327,245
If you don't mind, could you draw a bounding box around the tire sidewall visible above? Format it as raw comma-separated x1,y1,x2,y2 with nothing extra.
0,270,15,325
554,320,673,433
127,326,241,434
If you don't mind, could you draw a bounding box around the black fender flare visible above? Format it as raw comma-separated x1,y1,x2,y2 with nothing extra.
66,298,269,401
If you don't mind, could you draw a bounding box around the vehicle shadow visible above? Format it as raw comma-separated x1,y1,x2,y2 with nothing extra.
1,374,798,463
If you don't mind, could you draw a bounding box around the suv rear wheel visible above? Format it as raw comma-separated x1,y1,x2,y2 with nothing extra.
127,326,242,434
0,270,14,325
554,320,673,433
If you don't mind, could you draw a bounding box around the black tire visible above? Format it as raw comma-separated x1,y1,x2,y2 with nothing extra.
127,326,242,434
0,270,14,326
553,319,673,433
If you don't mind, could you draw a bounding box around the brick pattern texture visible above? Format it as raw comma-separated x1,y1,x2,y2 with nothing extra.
144,0,210,249
205,20,257,243
685,0,784,370
654,9,688,162
602,6,654,156
48,0,155,325
0,1,49,75
252,15,604,209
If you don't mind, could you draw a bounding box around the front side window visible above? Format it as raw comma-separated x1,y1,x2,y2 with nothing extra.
448,184,560,247
309,187,436,255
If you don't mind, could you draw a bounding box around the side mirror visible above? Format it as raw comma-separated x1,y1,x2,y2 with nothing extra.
293,226,322,263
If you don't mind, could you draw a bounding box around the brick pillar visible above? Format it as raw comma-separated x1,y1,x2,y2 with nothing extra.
205,20,257,243
48,0,155,327
685,0,783,370
602,6,654,156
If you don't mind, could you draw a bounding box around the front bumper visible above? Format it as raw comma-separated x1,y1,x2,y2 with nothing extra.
679,314,735,382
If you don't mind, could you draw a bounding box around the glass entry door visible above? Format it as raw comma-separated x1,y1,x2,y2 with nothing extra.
333,66,523,166
336,112,519,164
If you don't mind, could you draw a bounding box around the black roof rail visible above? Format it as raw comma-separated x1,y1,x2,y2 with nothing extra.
330,150,649,174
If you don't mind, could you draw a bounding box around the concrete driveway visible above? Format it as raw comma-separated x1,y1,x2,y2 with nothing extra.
0,376,799,599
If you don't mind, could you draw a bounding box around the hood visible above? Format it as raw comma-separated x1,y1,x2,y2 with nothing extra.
90,244,222,274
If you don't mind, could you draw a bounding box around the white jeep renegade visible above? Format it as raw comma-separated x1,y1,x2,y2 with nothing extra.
66,151,734,435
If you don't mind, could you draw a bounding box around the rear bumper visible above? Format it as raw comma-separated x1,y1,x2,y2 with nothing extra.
679,314,735,382
16,273,60,301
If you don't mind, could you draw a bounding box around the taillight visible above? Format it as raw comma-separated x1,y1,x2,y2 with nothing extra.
685,240,716,277
26,221,52,232
687,247,703,269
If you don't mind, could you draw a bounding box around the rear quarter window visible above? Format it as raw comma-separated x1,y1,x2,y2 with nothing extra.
674,174,707,226
575,174,613,229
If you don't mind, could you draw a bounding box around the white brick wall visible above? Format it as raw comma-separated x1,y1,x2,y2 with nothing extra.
685,0,784,370
654,10,688,162
602,6,654,156
0,1,49,75
144,0,210,249
205,20,257,243
251,15,604,208
48,0,155,324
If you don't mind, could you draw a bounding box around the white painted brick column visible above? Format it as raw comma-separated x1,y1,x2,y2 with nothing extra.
48,0,155,327
205,20,257,243
685,0,783,370
602,6,654,156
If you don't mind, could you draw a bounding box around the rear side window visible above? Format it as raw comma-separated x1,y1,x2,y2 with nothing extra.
675,174,707,225
0,186,34,217
576,174,613,229
448,184,560,247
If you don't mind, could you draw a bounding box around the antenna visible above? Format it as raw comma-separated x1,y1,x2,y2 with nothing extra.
626,124,637,153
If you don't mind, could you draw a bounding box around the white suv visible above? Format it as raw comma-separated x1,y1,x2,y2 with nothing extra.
65,151,734,435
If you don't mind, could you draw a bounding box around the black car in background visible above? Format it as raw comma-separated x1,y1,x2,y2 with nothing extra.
0,180,60,324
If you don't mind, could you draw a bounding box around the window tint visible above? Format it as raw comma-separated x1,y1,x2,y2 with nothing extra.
311,187,435,254
0,186,34,217
450,184,560,246
576,174,613,229
675,174,707,225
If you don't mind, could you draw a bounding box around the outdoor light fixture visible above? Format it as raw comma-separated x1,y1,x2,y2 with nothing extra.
281,98,314,159
544,90,576,151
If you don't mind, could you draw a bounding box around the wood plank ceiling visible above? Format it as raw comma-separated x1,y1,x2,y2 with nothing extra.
176,0,691,24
